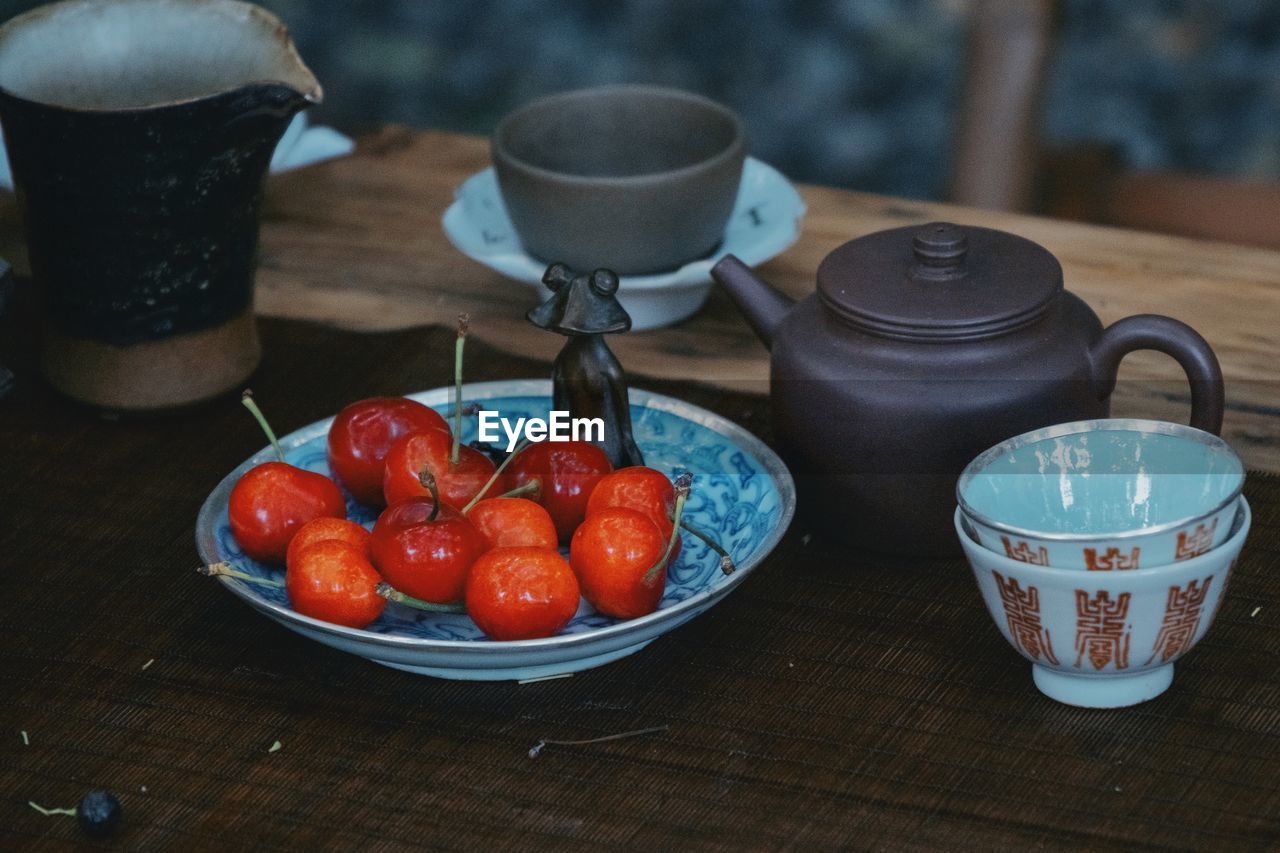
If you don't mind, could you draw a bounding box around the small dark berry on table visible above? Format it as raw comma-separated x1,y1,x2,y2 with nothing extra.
76,789,121,838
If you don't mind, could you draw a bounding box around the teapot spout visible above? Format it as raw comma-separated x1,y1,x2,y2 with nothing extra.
711,255,794,349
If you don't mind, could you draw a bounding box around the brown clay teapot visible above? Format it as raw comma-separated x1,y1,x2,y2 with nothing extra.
711,222,1224,557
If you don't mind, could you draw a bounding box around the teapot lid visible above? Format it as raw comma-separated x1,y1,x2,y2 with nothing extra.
817,222,1062,341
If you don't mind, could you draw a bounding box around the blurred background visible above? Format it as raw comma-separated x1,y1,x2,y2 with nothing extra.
8,0,1277,244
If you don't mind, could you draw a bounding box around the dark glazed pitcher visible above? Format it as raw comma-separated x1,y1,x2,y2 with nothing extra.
0,0,321,410
712,222,1225,557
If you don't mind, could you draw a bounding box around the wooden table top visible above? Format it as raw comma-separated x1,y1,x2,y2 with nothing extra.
2,124,1280,466
6,127,1275,468
246,129,1276,470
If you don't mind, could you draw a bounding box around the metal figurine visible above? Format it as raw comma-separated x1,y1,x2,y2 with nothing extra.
527,263,644,468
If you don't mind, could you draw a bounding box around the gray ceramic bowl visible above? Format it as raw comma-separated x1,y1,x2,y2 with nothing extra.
492,85,746,275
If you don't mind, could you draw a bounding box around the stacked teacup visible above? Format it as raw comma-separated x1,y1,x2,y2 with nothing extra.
955,419,1247,708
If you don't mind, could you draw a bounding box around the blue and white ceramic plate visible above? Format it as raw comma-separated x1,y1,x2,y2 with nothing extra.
196,380,795,681
442,158,806,331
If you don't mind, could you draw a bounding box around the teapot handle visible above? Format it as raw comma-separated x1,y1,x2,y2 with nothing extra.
1091,314,1224,434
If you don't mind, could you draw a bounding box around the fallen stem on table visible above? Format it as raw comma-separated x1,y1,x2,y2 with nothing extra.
528,725,669,758
29,802,75,817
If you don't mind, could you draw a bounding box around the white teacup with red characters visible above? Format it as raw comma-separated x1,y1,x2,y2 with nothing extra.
957,420,1243,571
956,498,1249,707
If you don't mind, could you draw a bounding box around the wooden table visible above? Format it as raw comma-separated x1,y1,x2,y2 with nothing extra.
3,130,1280,850
2,127,1277,470
259,129,1280,472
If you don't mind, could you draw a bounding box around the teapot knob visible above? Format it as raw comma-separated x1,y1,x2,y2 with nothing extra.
911,222,968,281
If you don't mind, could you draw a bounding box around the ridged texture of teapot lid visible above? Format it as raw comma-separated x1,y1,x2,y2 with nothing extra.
817,222,1062,341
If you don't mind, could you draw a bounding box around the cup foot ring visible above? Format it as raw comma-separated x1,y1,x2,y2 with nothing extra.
1032,663,1174,708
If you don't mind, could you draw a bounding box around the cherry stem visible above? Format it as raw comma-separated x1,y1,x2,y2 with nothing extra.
644,473,692,584
495,481,540,500
461,438,532,513
418,467,442,522
528,725,669,759
376,582,466,613
197,562,285,588
451,313,469,466
241,389,284,463
28,802,76,817
678,519,736,575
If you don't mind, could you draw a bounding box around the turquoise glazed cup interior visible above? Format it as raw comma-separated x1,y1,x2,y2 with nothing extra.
956,498,1249,708
957,420,1243,570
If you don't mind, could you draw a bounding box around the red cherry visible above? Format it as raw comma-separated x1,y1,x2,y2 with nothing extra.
466,497,559,551
382,428,497,509
229,462,346,565
327,397,448,506
286,517,372,569
369,497,486,604
228,391,347,564
587,466,676,538
505,441,613,541
286,539,385,628
569,507,670,619
586,466,682,564
465,547,580,640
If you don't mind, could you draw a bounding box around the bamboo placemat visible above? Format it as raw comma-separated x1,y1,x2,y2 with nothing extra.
2,318,1278,850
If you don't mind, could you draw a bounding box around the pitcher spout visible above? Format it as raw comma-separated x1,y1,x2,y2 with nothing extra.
237,7,323,114
238,80,321,122
710,254,795,349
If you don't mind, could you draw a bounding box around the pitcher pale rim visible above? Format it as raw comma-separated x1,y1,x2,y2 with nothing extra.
0,0,322,113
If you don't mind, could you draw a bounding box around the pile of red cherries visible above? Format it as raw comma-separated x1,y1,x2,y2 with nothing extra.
214,334,724,641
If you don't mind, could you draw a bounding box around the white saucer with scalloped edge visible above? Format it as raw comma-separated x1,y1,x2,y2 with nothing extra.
442,157,805,331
